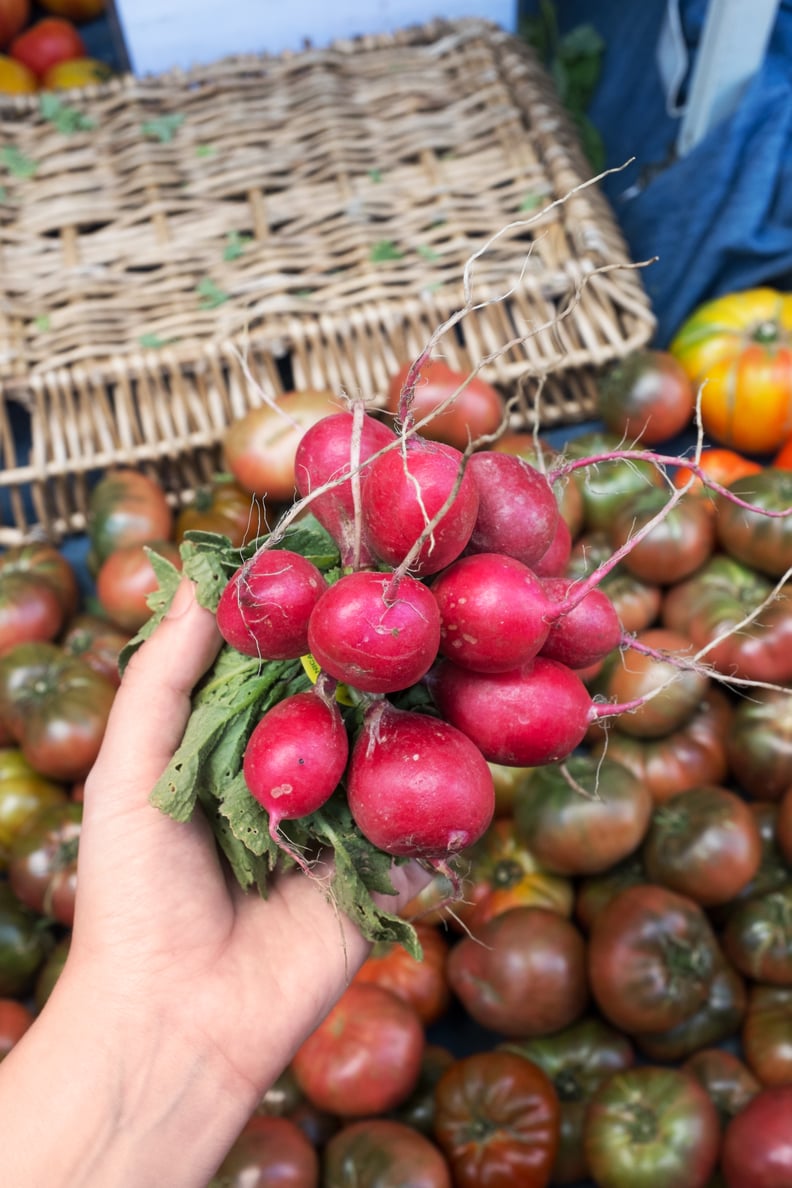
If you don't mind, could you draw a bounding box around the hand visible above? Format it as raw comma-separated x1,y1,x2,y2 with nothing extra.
0,578,428,1187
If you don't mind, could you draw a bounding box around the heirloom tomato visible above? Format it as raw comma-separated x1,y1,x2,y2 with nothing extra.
501,1016,635,1185
721,1084,792,1188
433,1050,560,1188
567,532,662,633
291,983,424,1118
726,688,792,801
673,447,762,500
352,921,450,1026
0,543,79,654
0,997,33,1060
8,800,81,926
715,469,792,577
723,883,792,984
669,286,792,454
562,430,663,531
587,883,720,1035
0,746,67,866
575,855,646,932
385,358,504,451
583,1066,720,1188
61,613,131,687
324,1118,451,1188
741,985,792,1087
95,540,182,633
0,642,115,781
608,487,715,585
729,802,790,908
681,1048,760,1128
210,1114,320,1188
0,883,52,998
596,348,695,445
514,755,653,877
175,474,261,548
633,960,747,1064
87,468,173,569
390,1044,455,1136
10,16,86,77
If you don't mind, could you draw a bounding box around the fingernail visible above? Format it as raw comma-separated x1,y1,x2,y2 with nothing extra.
166,578,195,619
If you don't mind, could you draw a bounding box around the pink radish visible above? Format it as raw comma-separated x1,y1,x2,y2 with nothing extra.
539,577,623,670
533,514,572,577
346,701,494,860
307,569,442,694
465,451,560,569
216,548,327,660
361,439,479,576
294,410,396,566
243,689,349,867
430,552,554,673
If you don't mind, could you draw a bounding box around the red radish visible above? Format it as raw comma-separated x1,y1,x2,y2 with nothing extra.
361,439,479,576
346,701,494,859
216,547,327,660
533,514,572,577
293,410,396,566
243,689,349,867
307,569,441,694
539,577,623,670
465,451,560,569
430,552,553,673
426,656,596,766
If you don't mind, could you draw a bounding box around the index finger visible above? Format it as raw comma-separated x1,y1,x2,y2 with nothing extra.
87,579,222,800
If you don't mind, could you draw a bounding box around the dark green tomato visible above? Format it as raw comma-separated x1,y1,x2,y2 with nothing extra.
560,430,663,532
61,613,131,688
575,855,646,933
732,803,790,906
723,883,792,984
514,755,653,877
609,487,715,585
0,746,68,867
662,555,792,684
596,349,694,446
87,468,173,567
715,469,792,577
0,882,53,997
634,960,747,1063
257,1067,304,1118
433,1050,560,1188
501,1016,634,1185
725,688,792,801
0,643,116,782
681,1048,760,1128
587,883,721,1035
583,1066,720,1188
742,985,792,1087
8,801,82,926
641,785,762,906
324,1118,451,1188
566,532,663,633
210,1114,320,1188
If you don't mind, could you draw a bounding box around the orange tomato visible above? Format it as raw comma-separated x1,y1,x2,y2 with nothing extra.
0,50,35,91
670,288,792,454
10,16,86,78
41,55,112,89
772,435,792,469
38,0,105,20
0,0,28,51
672,447,763,500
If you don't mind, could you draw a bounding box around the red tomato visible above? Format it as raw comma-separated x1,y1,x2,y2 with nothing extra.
352,921,450,1026
584,1066,720,1188
596,349,695,445
447,906,588,1039
721,1084,792,1188
608,487,716,585
87,468,174,569
741,985,792,1087
223,390,346,502
212,1114,320,1188
681,1048,760,1128
0,997,33,1059
324,1119,451,1188
0,0,28,49
10,16,86,78
587,883,721,1035
434,1050,559,1188
61,613,131,688
385,359,505,451
95,540,182,633
291,983,424,1118
673,447,763,500
0,642,116,782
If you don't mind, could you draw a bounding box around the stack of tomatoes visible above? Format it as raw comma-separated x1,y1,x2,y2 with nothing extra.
0,0,112,94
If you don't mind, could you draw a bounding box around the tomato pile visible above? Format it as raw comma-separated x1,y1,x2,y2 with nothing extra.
1,351,792,1186
0,0,112,94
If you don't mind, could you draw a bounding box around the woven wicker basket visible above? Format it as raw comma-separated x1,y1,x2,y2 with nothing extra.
0,17,655,545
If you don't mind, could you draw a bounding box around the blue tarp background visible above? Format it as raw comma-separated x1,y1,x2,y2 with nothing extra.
523,0,792,346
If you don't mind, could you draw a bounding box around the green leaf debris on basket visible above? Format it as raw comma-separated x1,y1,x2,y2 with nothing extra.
123,516,422,959
370,239,404,263
0,146,38,179
38,93,96,134
223,230,252,262
197,277,230,309
141,113,186,143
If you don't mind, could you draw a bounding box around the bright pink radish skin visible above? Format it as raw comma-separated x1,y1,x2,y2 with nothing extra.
539,577,623,670
243,689,349,867
533,514,572,577
426,656,596,766
430,552,554,673
293,411,396,566
361,439,480,576
465,451,560,569
346,701,495,859
217,548,328,659
307,569,442,694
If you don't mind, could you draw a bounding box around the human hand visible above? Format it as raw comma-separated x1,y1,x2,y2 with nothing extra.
0,578,429,1187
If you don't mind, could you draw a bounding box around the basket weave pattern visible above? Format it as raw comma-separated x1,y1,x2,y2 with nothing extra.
0,18,655,544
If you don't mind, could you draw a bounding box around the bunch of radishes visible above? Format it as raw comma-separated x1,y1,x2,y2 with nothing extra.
213,394,701,877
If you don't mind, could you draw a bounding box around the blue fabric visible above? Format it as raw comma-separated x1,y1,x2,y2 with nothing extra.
522,0,792,345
